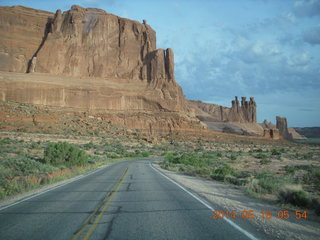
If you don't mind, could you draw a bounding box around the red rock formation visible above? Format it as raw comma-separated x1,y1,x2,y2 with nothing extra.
0,6,54,72
32,6,156,79
276,116,293,140
0,5,197,133
188,97,262,136
263,128,280,140
229,96,256,123
189,96,256,123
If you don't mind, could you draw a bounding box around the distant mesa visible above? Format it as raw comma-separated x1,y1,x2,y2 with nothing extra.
294,127,320,138
188,97,263,136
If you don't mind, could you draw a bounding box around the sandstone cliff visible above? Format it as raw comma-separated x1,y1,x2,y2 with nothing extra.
0,5,198,133
0,6,54,72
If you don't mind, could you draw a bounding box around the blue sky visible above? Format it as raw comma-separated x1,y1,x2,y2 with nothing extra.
1,0,320,127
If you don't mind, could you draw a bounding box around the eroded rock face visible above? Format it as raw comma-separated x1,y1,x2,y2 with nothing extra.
33,5,156,79
229,97,256,123
0,5,194,133
0,6,54,72
276,116,292,140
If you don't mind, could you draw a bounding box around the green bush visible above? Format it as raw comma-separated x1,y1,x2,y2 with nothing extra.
256,171,279,194
246,171,280,195
255,153,268,160
229,154,237,160
278,185,309,207
271,149,281,156
211,165,235,181
140,151,150,157
260,159,271,164
44,142,88,166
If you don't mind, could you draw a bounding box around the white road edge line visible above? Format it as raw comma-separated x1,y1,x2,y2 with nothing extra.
149,162,258,240
0,162,115,211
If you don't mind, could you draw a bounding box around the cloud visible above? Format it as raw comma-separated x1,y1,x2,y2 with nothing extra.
175,32,318,105
303,25,320,45
288,52,311,66
293,0,320,17
299,108,316,112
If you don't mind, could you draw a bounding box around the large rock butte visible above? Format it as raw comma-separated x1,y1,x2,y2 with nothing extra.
0,5,200,133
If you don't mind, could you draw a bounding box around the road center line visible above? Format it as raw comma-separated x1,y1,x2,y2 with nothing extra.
72,166,129,240
149,162,258,240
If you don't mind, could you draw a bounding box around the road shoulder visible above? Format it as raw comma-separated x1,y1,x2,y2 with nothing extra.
153,163,320,240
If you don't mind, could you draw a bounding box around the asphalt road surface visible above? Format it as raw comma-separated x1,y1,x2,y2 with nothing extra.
0,159,259,240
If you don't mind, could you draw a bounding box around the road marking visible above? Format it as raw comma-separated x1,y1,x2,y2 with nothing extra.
72,166,129,240
149,163,258,240
83,167,128,240
0,162,118,211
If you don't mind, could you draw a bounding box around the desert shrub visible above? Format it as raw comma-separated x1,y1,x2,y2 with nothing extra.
0,155,56,178
278,185,309,207
256,171,279,194
83,141,95,150
303,168,320,188
211,165,235,181
44,142,88,166
0,138,12,145
260,159,271,164
229,154,237,160
225,175,248,185
271,149,281,156
255,153,268,160
190,167,211,177
140,151,150,157
164,152,179,163
246,170,280,195
311,198,320,215
29,141,39,149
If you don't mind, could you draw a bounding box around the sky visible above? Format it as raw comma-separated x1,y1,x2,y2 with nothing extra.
1,0,320,127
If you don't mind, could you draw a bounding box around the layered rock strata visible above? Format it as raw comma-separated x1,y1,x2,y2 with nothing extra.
0,5,195,133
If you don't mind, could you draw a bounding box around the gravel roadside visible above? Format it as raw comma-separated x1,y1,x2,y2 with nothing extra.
153,163,320,240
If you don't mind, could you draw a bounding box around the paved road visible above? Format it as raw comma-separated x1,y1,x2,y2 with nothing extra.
0,159,258,240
